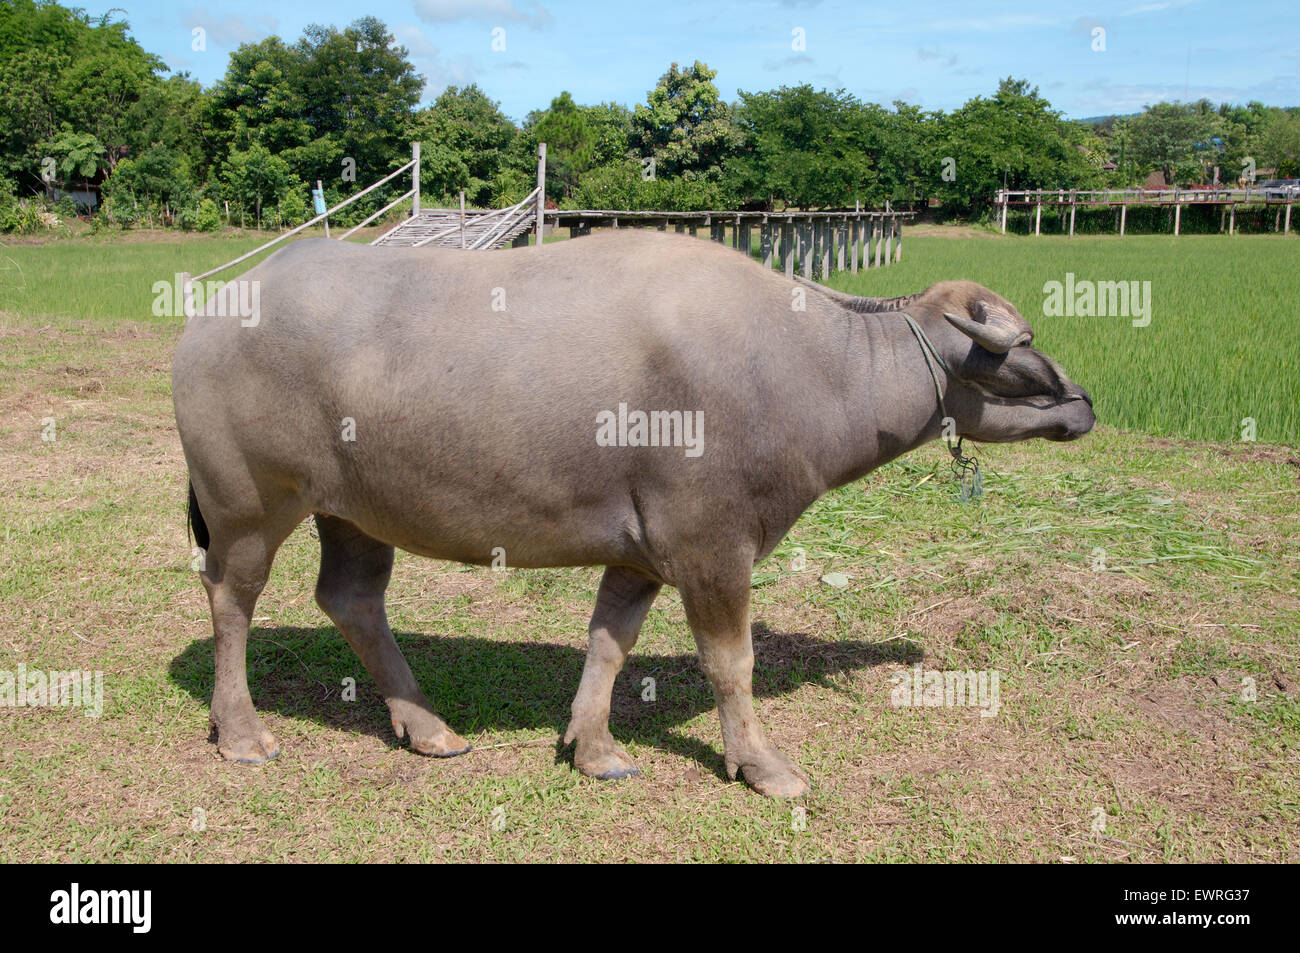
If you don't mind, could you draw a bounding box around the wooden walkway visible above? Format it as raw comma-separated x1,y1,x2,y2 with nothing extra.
373,206,536,248
997,187,1299,236
547,208,915,276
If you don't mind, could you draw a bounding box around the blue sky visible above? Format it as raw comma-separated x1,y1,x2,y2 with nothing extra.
123,0,1297,121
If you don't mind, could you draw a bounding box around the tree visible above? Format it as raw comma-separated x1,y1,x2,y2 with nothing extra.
409,85,517,205
293,17,422,187
39,130,105,195
528,92,598,200
104,144,194,221
1257,109,1300,178
932,78,1101,216
631,61,741,180
222,144,298,228
1116,101,1222,185
729,85,885,209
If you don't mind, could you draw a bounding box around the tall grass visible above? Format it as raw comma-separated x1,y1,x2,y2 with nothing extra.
831,234,1300,445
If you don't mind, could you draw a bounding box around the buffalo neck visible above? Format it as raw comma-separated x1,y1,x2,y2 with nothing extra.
806,304,950,493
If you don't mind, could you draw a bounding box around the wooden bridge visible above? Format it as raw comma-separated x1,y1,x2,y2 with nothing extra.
997,187,1299,236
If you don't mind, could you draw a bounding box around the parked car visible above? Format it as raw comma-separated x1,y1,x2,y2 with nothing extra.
1258,179,1300,199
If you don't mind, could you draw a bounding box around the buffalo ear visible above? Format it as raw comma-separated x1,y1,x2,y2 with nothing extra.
943,307,1032,355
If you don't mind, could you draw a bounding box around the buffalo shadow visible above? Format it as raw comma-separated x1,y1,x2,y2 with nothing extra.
169,619,920,780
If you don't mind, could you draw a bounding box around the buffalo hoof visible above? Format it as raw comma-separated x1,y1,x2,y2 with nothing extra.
390,702,472,758
400,723,472,758
217,727,281,765
569,732,640,781
732,748,811,798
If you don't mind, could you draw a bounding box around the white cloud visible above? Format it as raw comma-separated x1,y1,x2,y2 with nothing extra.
413,0,553,30
184,9,278,47
394,24,436,58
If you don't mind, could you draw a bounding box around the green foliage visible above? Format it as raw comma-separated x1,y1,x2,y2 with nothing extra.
631,61,740,182
103,145,195,225
39,130,106,188
930,78,1102,218
221,144,298,228
410,85,518,206
729,85,889,209
195,197,222,232
278,187,308,227
1114,101,1222,185
570,159,723,210
1257,110,1300,177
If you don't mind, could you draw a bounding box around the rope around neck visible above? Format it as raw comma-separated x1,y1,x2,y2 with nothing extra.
902,314,983,501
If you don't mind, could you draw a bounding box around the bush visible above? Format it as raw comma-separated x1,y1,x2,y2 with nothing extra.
99,193,141,229
196,198,222,232
278,188,308,227
54,194,79,220
569,160,725,211
0,201,53,234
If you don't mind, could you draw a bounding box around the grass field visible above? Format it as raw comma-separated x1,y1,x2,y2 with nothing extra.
1,229,1297,862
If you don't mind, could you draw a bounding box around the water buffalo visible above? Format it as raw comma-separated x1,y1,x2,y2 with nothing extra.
173,231,1093,797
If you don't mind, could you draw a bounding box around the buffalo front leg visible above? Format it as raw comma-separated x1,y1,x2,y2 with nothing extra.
679,564,811,797
564,566,661,779
314,515,469,757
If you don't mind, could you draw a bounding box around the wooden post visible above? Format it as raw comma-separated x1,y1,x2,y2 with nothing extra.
864,218,873,269
317,180,330,238
1035,193,1042,236
459,190,466,248
874,217,883,268
1000,191,1007,234
781,221,794,278
894,217,902,263
761,221,774,269
180,272,194,320
1229,204,1236,234
836,221,846,272
411,142,421,216
1220,207,1226,232
849,218,859,274
1120,201,1127,237
1286,202,1292,235
1069,190,1076,237
819,220,830,277
799,220,812,277
535,143,546,249
884,216,893,264
1174,195,1181,237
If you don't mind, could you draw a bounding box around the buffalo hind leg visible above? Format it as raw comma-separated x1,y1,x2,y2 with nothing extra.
564,566,661,779
202,502,306,764
679,562,811,797
313,515,470,757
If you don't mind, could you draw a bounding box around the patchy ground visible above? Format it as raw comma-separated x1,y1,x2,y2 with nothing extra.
0,314,1296,862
